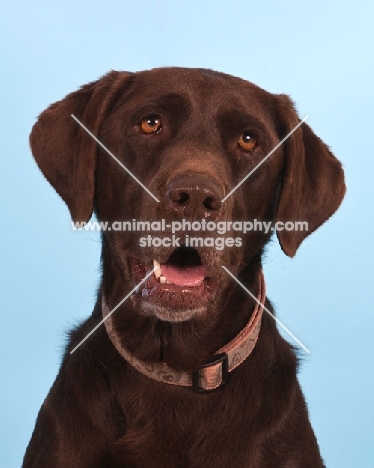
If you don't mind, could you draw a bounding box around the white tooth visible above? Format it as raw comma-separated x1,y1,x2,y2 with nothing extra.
153,259,161,278
166,280,171,284
160,276,167,284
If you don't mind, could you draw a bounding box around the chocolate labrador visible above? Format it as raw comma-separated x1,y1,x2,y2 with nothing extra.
23,68,345,467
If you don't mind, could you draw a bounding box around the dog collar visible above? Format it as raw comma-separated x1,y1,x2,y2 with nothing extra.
102,271,265,392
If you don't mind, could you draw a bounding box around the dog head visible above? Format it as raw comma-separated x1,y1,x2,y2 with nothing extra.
30,68,345,325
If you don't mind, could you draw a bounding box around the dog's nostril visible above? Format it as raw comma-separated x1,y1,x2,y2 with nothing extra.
203,196,220,211
173,192,189,205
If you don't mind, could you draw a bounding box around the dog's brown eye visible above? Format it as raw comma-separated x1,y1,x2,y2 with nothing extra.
140,115,162,134
238,132,257,152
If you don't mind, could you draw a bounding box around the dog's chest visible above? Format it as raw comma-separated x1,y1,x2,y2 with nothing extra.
109,384,259,468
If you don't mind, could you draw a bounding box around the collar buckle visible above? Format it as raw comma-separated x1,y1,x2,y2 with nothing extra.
192,352,229,393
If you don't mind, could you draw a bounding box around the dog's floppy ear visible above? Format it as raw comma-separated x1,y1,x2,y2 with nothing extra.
30,71,132,222
274,95,346,257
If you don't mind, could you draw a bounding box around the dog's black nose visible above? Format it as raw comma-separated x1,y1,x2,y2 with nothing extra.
167,174,223,218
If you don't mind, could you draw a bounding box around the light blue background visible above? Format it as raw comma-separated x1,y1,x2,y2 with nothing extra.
1,1,373,466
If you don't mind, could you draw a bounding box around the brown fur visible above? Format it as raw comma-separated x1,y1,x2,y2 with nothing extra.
23,68,345,467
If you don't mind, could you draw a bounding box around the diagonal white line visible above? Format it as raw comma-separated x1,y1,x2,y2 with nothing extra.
221,115,309,203
71,114,160,203
221,266,310,354
70,267,159,354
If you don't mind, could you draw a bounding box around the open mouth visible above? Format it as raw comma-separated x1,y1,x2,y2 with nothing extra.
130,247,218,321
153,247,206,287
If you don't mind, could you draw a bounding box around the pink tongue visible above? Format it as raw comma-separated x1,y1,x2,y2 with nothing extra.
161,264,206,287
